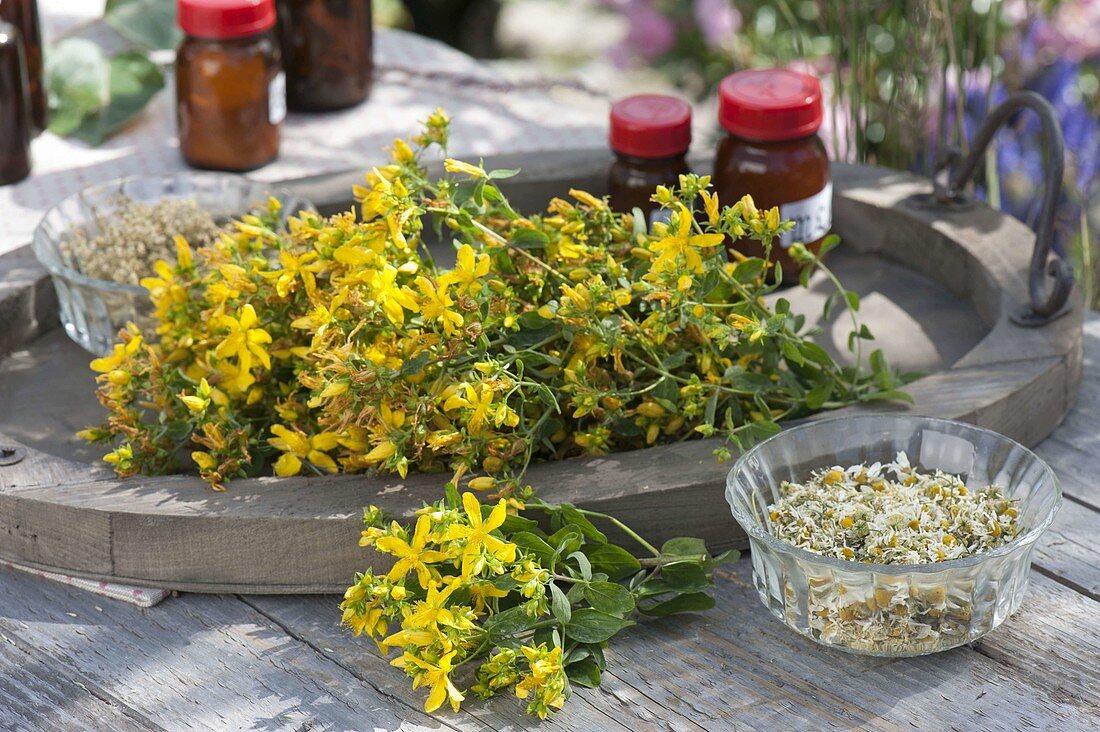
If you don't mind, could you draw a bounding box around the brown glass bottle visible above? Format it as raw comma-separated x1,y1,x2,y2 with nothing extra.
0,0,44,132
275,0,373,111
0,18,32,185
607,95,692,224
713,69,831,284
176,0,284,171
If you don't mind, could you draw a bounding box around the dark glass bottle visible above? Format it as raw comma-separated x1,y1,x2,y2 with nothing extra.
275,0,373,111
176,0,284,171
0,18,32,185
0,0,44,131
713,69,831,284
607,94,692,224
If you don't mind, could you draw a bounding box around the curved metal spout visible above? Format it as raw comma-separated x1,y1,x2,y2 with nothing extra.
938,91,1072,326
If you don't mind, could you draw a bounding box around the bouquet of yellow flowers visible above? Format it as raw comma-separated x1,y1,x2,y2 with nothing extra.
343,488,737,719
81,110,905,491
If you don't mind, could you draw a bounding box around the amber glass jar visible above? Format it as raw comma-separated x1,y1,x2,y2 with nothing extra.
275,0,372,111
0,0,44,132
713,69,831,283
176,0,284,171
0,19,31,185
608,94,692,224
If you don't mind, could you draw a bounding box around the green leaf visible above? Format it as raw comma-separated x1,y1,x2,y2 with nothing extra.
484,605,536,638
549,526,583,559
819,234,841,255
565,608,633,643
60,51,166,146
660,537,708,558
637,592,715,617
553,504,607,544
658,561,709,592
781,340,804,366
582,544,642,581
844,290,861,312
398,351,431,377
566,550,593,581
498,513,540,535
488,167,520,180
105,0,183,50
509,228,550,249
805,380,834,410
45,39,109,137
511,532,555,568
550,582,572,624
860,389,914,404
584,581,635,616
799,341,834,366
444,481,460,509
565,657,602,688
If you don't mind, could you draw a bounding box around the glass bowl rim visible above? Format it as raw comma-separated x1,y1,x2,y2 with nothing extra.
31,172,309,296
725,414,1062,574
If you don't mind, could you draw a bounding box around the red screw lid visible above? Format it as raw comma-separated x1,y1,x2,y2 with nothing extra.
718,69,823,142
177,0,275,40
609,95,692,159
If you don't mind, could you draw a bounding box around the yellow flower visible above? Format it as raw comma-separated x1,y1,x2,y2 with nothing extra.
439,244,490,294
467,580,509,614
370,265,420,324
444,158,486,178
415,276,464,335
191,451,217,471
701,190,720,226
403,580,461,631
569,188,606,210
396,649,465,713
650,204,725,274
375,515,450,589
90,334,143,373
443,492,517,576
213,304,272,390
443,383,495,432
268,424,341,475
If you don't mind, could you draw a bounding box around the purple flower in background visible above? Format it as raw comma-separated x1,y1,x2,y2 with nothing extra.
605,0,677,65
692,0,741,51
1030,0,1100,63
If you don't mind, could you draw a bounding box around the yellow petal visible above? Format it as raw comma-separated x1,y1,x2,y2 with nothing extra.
274,453,302,477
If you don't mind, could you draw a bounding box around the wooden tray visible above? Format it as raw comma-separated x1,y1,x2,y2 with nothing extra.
0,157,1082,593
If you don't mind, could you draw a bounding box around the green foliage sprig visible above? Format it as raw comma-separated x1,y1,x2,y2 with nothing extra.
342,488,736,718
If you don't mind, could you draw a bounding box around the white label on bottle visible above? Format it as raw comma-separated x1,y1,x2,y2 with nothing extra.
778,182,832,248
269,72,287,125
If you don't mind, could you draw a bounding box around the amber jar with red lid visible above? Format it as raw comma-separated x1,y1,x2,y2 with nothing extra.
608,94,692,223
713,68,831,283
175,0,284,171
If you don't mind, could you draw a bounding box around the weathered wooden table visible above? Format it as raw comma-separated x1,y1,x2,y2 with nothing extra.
1,313,1097,728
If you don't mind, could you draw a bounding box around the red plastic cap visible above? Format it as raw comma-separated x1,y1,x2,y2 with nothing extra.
178,0,275,40
718,69,823,142
609,95,692,158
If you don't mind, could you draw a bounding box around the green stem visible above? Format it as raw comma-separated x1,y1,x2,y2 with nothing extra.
576,509,660,557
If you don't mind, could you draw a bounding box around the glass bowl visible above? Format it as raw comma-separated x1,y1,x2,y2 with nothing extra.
725,415,1061,656
32,173,312,356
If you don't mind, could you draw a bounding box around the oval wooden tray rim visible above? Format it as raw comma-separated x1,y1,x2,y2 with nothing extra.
0,160,1082,593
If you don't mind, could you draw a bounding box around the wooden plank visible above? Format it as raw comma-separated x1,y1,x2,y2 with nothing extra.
1030,498,1100,600
0,566,471,731
0,246,55,360
246,558,1100,731
242,595,638,732
0,633,153,731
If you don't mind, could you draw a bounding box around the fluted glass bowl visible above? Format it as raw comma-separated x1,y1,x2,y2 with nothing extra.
725,415,1061,656
32,173,312,356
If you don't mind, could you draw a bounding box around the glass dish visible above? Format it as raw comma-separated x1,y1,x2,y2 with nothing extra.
725,415,1061,656
32,173,312,356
